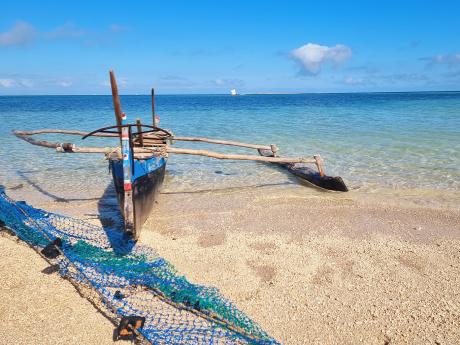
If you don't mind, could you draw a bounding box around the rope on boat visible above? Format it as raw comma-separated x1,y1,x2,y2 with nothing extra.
0,189,280,345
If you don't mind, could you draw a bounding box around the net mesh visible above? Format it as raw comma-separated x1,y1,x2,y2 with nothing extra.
0,188,279,345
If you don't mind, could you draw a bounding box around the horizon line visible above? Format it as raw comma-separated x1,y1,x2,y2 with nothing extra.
1,90,459,97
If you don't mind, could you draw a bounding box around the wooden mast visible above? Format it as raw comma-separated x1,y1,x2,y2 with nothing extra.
149,87,163,149
108,70,136,237
109,70,123,143
151,88,157,126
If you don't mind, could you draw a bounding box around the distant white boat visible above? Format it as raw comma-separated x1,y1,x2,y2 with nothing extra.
230,89,238,96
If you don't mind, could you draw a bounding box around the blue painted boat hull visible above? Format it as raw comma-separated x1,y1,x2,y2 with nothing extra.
110,156,166,238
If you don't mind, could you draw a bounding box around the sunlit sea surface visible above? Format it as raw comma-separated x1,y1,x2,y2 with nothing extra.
1,93,459,205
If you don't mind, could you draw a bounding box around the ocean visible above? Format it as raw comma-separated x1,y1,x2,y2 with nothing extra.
1,92,459,203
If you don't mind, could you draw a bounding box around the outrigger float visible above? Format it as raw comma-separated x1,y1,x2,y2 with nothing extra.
13,70,348,240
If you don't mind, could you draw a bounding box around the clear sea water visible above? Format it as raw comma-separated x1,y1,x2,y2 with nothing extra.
0,93,459,202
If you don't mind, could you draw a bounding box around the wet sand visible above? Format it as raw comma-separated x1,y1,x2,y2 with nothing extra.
1,185,460,344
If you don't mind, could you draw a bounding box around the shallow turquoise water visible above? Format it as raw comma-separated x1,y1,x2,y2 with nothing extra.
0,93,459,200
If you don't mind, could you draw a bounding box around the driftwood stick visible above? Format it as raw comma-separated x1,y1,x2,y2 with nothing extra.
13,130,116,153
172,136,272,150
314,155,325,177
167,147,316,163
14,132,60,149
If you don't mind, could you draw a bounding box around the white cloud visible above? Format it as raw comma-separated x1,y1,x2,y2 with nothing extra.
0,78,34,88
57,81,72,87
19,79,34,87
160,75,187,81
1,21,125,49
422,53,460,68
46,22,86,40
0,21,35,47
0,79,16,88
101,77,127,87
343,76,364,85
213,78,244,87
342,72,431,87
290,43,352,75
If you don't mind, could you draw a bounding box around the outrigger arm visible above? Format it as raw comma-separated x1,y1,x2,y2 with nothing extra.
12,129,318,163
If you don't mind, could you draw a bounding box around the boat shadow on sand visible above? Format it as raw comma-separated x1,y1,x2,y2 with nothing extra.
96,183,137,255
14,170,135,255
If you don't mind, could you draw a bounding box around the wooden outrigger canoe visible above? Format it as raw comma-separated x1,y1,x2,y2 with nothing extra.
82,121,171,240
88,71,172,240
13,71,173,240
12,69,348,241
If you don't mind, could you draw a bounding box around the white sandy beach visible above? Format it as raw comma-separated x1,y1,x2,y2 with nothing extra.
1,185,459,345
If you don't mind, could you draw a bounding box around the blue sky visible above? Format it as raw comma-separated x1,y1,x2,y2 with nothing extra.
1,0,459,94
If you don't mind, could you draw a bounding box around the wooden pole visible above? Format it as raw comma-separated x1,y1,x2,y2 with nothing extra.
13,129,118,137
140,138,167,145
151,88,157,126
13,130,273,150
270,144,279,157
14,131,61,149
56,146,122,154
51,145,315,164
53,146,315,164
135,118,144,146
172,136,272,150
167,147,316,163
109,70,123,143
14,129,319,164
15,132,316,164
314,155,325,177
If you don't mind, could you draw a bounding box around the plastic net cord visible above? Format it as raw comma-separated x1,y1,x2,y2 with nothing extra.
0,190,280,345
0,194,250,343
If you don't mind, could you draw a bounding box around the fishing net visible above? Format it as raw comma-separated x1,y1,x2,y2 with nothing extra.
0,188,279,345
